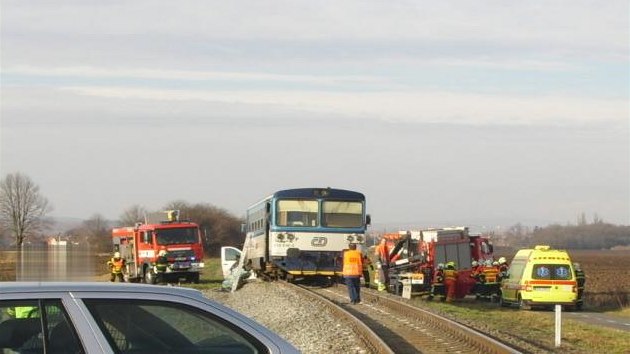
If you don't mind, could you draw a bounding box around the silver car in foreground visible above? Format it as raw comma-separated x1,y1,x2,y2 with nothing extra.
0,282,299,354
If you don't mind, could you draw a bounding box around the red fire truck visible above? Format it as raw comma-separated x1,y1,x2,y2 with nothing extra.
381,227,495,299
111,210,205,284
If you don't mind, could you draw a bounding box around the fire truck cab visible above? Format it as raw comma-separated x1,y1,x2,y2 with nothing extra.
111,210,205,284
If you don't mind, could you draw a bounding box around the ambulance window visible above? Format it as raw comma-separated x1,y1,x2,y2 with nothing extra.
532,264,572,280
507,262,525,279
554,265,572,280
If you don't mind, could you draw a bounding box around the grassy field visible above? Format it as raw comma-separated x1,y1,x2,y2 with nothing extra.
417,297,630,353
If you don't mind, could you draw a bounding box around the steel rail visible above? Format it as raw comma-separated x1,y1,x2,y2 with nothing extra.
280,282,395,354
362,291,522,354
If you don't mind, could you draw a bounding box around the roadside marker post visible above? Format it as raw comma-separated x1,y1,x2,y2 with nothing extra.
555,304,562,347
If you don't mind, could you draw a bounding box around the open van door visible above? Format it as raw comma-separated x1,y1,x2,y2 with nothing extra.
221,246,242,279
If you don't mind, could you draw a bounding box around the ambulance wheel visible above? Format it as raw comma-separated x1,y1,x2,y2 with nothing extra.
144,268,157,284
498,292,510,307
518,294,530,310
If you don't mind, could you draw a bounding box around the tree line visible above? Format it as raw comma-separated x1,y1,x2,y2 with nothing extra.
1,172,629,253
503,219,630,250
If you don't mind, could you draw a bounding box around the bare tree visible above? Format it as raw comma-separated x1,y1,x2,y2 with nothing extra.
118,205,147,226
0,172,52,246
83,214,111,251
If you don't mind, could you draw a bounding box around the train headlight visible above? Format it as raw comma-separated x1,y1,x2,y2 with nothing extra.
277,233,285,242
286,233,295,241
346,235,355,242
355,235,364,243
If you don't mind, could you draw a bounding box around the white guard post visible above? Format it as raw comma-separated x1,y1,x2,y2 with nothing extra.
555,304,562,347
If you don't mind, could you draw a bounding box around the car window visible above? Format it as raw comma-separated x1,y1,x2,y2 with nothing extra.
83,299,264,354
0,299,84,354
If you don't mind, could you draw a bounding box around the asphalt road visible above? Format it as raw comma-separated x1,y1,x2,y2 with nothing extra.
564,311,630,332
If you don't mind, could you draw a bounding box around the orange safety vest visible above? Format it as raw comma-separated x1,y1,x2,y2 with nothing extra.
109,257,125,274
375,243,390,264
343,249,363,277
444,269,458,281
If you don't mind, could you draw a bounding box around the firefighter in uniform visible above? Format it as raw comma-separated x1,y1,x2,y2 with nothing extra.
343,243,363,304
155,249,169,284
429,263,445,300
574,262,585,309
107,251,126,282
470,260,482,298
497,257,509,282
444,261,458,302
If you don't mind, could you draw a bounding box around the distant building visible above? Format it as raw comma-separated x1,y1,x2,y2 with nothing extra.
47,237,67,246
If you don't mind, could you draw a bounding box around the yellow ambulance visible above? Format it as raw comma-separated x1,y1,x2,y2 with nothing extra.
499,245,578,310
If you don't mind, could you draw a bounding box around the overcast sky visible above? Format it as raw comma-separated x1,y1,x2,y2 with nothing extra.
1,1,628,230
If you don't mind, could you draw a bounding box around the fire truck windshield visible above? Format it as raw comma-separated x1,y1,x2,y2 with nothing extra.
155,227,199,245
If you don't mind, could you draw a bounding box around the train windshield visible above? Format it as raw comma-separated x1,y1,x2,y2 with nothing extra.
322,201,363,228
276,199,318,227
155,227,199,245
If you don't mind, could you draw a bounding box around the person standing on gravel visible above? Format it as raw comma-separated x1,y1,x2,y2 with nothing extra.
343,243,363,304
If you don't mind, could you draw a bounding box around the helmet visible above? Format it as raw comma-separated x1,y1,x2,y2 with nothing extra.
158,250,167,256
437,263,444,270
471,261,478,267
498,257,506,264
446,261,456,269
114,252,121,258
492,261,499,266
573,262,581,270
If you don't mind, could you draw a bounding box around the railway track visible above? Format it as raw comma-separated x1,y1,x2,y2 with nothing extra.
282,281,522,354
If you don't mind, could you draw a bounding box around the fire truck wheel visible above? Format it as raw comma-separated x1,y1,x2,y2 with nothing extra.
144,268,157,284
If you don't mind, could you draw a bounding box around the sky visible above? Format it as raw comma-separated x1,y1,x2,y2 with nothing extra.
1,1,628,230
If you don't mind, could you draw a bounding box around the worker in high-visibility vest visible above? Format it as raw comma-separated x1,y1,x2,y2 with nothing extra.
343,243,363,304
444,261,458,302
374,238,390,291
107,252,126,282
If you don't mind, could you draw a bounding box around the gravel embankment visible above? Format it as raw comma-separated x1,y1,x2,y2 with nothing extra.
202,280,368,353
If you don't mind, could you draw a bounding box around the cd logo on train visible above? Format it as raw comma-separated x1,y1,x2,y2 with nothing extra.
311,237,328,247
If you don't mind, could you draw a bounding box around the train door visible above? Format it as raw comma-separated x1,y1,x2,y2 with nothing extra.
221,246,242,279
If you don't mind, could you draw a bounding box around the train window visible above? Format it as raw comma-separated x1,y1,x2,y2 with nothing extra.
276,200,318,227
322,201,363,228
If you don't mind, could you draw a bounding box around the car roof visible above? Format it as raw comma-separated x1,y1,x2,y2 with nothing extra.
0,282,206,299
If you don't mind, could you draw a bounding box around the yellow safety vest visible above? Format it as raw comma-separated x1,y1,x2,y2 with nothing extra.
108,257,125,274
